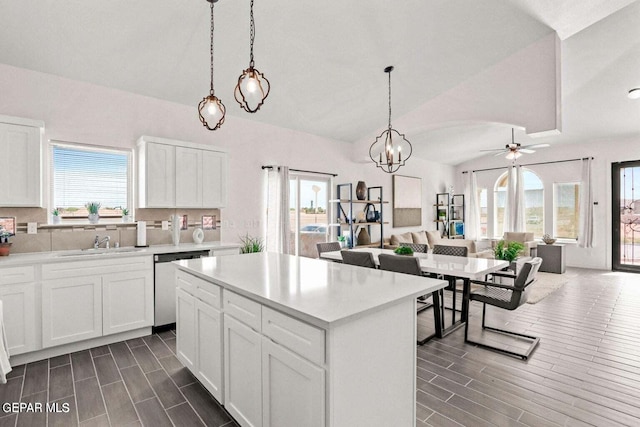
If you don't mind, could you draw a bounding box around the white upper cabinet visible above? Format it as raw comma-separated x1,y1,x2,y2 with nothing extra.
137,136,227,208
0,116,44,207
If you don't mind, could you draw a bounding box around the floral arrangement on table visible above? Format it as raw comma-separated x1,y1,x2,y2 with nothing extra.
394,246,414,256
493,240,524,262
239,233,264,254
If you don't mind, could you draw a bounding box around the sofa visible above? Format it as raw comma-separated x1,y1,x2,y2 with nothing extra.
385,230,491,258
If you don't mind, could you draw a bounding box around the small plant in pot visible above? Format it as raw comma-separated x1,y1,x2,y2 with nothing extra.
239,234,264,254
52,208,61,224
121,207,131,223
0,226,14,256
394,246,414,256
337,235,347,248
85,202,101,224
493,240,525,262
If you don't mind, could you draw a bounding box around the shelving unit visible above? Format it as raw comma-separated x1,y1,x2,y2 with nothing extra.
330,184,389,248
434,193,465,239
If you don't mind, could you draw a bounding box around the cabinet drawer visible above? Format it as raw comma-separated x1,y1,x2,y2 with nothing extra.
176,270,221,308
176,270,196,295
223,290,261,332
0,265,35,285
262,307,325,366
43,256,152,279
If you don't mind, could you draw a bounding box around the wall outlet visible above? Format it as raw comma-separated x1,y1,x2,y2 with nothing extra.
27,222,38,234
162,221,169,230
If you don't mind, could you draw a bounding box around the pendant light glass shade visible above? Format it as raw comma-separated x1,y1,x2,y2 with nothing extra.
198,0,225,131
234,0,270,113
369,66,412,173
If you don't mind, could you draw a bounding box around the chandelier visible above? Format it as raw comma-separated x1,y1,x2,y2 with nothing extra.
369,66,412,173
234,0,270,112
198,0,226,131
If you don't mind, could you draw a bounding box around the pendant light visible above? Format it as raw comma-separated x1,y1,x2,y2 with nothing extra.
198,0,226,131
234,0,270,112
369,66,412,173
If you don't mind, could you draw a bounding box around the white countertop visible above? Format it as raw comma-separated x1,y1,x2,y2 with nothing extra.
176,252,447,329
0,242,242,267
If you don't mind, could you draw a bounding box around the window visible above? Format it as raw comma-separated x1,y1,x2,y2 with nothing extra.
478,188,487,238
289,174,330,258
493,169,544,237
554,182,580,239
50,143,132,220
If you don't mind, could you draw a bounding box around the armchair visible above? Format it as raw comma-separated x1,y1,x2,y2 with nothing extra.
503,232,537,257
464,257,542,360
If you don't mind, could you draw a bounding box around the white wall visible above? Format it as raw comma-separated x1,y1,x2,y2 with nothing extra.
0,63,455,245
456,137,640,270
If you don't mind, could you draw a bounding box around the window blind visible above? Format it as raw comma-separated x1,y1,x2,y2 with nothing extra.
51,144,131,212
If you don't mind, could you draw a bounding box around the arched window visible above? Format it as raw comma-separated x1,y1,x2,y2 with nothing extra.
493,169,544,237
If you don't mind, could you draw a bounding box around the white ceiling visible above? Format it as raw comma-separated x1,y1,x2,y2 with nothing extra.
0,0,638,165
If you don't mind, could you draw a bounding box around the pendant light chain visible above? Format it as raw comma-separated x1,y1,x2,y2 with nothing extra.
209,1,215,95
387,70,392,130
249,0,255,68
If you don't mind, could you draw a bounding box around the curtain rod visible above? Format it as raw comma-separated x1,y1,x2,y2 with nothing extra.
261,165,338,177
461,157,594,174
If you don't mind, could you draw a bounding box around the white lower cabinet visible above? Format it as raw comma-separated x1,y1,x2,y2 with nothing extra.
196,299,223,401
42,256,153,348
176,288,196,371
223,314,263,427
42,276,102,347
0,267,38,355
262,338,325,427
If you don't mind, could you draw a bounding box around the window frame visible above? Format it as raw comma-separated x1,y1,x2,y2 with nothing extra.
48,141,134,224
553,181,581,240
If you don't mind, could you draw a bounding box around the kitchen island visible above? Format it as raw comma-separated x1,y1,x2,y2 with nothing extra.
175,252,447,427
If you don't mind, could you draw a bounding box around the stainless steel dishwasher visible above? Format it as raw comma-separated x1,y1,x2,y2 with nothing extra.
154,250,211,329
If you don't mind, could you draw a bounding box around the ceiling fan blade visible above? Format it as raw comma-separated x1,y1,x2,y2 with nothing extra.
493,151,507,157
522,143,550,149
519,149,535,154
479,148,506,152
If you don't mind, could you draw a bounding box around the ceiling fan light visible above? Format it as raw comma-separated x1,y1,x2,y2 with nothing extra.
628,88,640,99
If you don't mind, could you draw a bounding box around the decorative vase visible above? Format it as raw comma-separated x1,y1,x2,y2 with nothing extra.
192,227,204,244
356,228,371,246
88,213,99,224
171,214,181,246
355,181,367,200
0,243,11,256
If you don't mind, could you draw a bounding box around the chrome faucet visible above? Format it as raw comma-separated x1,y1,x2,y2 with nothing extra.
94,235,110,249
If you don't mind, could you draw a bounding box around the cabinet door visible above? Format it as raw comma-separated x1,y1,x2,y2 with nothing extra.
145,142,175,207
0,282,38,355
202,150,227,208
42,277,102,348
0,123,41,207
103,269,153,335
175,146,203,208
262,338,325,427
224,314,262,427
176,288,196,370
196,299,223,402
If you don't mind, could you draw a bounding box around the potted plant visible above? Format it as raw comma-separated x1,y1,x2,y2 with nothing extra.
239,233,264,254
85,202,101,224
0,226,14,256
394,246,414,256
52,208,61,224
121,207,131,223
337,235,347,248
494,240,525,271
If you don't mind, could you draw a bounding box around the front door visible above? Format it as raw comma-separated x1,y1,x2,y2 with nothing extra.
612,160,640,272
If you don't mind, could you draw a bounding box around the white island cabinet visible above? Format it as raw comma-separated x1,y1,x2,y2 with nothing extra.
176,252,447,427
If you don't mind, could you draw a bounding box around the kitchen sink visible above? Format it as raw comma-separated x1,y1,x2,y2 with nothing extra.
56,247,146,257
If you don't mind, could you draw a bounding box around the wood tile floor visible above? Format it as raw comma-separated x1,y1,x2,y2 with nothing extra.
0,330,238,427
2,267,639,426
416,267,640,426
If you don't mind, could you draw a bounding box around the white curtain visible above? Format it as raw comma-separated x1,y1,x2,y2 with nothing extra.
503,166,515,234
464,171,481,240
266,166,291,253
513,165,526,232
578,158,594,248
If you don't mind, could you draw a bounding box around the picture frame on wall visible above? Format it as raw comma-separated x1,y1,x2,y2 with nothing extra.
202,215,217,230
393,175,422,227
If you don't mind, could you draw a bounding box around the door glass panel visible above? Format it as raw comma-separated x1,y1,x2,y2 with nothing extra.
289,176,329,258
618,164,640,268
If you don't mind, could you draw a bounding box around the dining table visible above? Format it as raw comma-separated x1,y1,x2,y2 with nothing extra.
320,247,510,344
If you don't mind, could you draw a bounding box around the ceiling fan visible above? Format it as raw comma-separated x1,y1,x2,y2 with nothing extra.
481,128,549,160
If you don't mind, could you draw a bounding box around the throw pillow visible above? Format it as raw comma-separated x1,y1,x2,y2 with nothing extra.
411,231,428,244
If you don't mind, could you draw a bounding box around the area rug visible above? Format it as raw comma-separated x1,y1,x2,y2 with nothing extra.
526,272,569,304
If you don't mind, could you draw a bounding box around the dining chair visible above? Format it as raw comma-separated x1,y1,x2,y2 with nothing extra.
432,245,468,326
341,250,376,268
316,242,341,258
464,257,542,360
399,242,429,253
378,254,443,344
